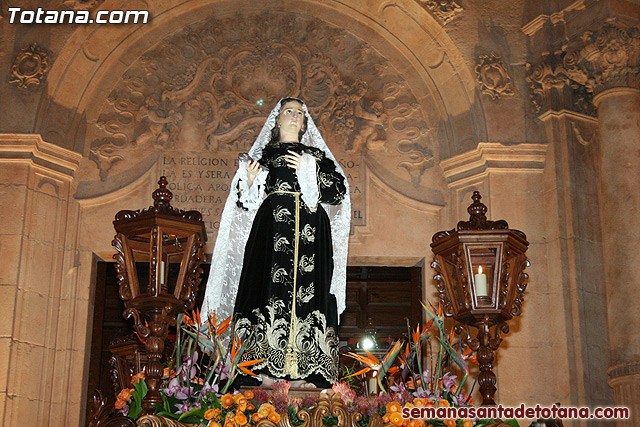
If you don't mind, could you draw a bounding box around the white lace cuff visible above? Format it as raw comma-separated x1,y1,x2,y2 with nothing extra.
237,162,267,209
296,153,319,210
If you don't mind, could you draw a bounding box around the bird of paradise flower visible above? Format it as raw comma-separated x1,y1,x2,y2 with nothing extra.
180,309,263,393
344,301,476,399
343,340,403,393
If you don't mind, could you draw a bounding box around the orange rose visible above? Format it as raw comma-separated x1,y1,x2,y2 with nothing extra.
114,399,127,410
208,422,222,427
258,403,274,418
234,412,248,425
383,414,391,424
252,413,262,422
205,408,221,420
262,403,275,412
413,398,425,408
131,372,146,384
438,400,450,408
247,403,255,411
221,393,235,409
386,401,403,414
268,412,281,423
462,419,473,427
389,412,404,427
444,419,456,427
224,422,234,427
235,395,247,411
257,406,270,418
244,390,254,400
416,420,425,427
405,403,415,409
408,420,421,427
117,388,132,402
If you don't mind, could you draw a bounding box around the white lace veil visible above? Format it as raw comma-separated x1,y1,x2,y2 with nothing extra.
201,99,351,324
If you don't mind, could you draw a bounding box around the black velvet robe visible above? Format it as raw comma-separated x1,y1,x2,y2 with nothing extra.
233,142,346,385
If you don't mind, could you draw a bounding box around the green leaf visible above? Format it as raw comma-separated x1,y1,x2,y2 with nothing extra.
155,411,180,420
161,394,172,414
182,328,216,352
178,407,204,421
180,415,203,424
502,419,521,427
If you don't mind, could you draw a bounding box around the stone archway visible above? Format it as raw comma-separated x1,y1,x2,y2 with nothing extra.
26,1,487,422
39,0,486,243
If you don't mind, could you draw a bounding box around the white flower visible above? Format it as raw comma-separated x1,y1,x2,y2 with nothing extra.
272,266,289,283
274,234,291,252
299,254,315,273
274,180,293,192
273,207,292,223
301,224,316,243
297,283,315,303
318,172,334,187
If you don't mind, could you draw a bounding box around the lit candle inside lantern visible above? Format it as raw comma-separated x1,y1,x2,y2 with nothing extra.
474,265,488,297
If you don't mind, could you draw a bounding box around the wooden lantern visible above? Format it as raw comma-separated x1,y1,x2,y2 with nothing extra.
112,176,207,411
431,191,530,405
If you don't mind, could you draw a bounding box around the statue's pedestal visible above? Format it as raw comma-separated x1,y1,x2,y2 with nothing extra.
240,385,325,399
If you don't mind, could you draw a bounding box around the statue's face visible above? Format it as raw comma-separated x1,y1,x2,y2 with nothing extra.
277,100,304,139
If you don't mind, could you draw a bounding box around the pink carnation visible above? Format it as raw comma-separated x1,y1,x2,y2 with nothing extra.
272,379,291,396
272,393,289,414
332,382,356,403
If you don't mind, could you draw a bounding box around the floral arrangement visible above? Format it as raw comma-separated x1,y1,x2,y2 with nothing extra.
112,303,520,427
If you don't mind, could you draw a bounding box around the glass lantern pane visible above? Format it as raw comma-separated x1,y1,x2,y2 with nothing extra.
164,253,185,295
468,246,498,305
161,232,188,296
131,250,150,295
442,256,465,311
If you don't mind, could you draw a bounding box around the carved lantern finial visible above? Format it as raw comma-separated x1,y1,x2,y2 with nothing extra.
152,176,173,209
431,191,530,405
112,176,207,411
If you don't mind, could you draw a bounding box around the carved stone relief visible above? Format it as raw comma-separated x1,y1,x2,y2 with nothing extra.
84,10,439,236
474,53,514,100
526,23,640,116
563,23,640,95
414,0,463,25
62,0,102,10
9,43,50,88
525,53,596,116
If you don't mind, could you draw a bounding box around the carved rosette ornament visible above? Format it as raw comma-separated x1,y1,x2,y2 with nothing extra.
414,0,463,25
9,43,50,88
474,53,515,100
526,23,640,115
